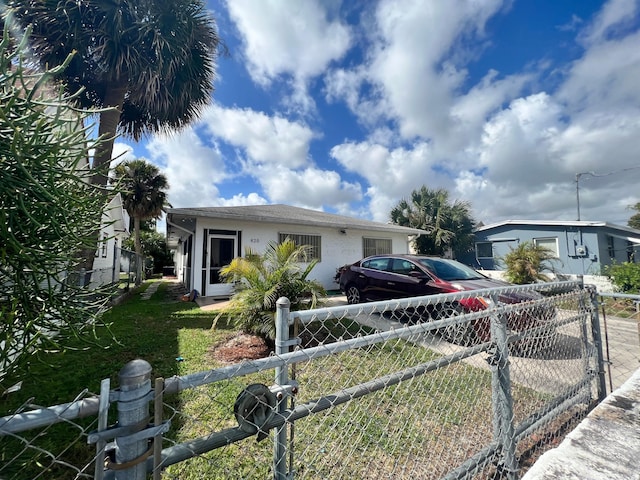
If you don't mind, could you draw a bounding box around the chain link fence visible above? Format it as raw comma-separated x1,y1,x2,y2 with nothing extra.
2,282,636,479
63,247,148,292
596,292,640,393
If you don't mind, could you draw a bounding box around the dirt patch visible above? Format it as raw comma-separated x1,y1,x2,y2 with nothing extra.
210,333,272,363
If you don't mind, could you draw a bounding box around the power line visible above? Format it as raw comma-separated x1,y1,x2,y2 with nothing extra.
575,166,640,221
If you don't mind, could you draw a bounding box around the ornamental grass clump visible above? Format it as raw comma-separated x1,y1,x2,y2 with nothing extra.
213,239,326,343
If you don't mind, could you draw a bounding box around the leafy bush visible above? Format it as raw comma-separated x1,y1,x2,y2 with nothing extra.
213,239,326,343
500,241,560,285
604,262,640,293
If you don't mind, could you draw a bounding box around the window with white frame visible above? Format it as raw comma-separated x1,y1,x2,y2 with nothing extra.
475,242,493,258
533,237,559,257
278,233,321,261
363,237,392,257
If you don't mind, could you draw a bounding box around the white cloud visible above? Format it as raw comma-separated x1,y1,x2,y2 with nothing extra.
226,0,352,111
330,140,469,220
139,0,640,227
109,142,135,169
367,0,507,141
250,164,362,209
201,104,314,168
146,129,227,208
216,193,269,206
477,93,564,186
449,70,532,153
558,31,640,115
579,0,639,46
331,141,439,193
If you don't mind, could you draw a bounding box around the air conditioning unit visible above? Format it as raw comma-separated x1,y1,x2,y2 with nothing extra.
576,245,587,257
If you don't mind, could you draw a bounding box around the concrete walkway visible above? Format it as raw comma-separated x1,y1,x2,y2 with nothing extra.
195,294,348,311
139,281,160,300
522,367,640,480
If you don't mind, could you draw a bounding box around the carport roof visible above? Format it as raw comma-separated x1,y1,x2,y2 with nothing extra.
166,204,426,235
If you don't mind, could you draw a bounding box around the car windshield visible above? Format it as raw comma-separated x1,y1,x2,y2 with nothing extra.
416,258,484,281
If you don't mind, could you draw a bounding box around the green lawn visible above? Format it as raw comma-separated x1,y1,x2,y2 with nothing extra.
0,280,226,479
0,280,558,479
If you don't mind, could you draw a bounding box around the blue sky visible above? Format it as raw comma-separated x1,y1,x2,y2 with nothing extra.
115,0,640,227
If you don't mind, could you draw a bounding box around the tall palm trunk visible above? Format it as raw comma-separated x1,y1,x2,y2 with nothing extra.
79,83,127,281
93,83,128,188
133,215,143,285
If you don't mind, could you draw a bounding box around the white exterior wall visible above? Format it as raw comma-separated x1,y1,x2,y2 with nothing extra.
92,196,130,286
191,217,413,294
478,270,616,292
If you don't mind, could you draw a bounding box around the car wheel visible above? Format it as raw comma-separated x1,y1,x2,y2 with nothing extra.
345,285,361,304
402,305,428,324
436,304,477,346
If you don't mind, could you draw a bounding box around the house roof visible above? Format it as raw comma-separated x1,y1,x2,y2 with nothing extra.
166,204,426,235
105,193,130,234
476,219,640,236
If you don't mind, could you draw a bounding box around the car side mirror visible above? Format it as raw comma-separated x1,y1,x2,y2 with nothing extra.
409,271,428,279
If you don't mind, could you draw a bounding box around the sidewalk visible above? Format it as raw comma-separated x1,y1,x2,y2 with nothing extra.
195,294,348,311
522,367,640,479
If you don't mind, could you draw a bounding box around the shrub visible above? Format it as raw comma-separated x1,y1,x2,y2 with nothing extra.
213,240,326,343
604,262,640,293
0,25,109,387
500,241,560,285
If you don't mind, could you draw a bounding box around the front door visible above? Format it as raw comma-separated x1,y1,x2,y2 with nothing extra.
206,235,236,297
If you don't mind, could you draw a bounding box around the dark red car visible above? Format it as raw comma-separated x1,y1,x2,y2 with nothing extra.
338,254,553,345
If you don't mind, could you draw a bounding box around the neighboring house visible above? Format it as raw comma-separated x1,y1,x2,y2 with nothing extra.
91,193,130,287
461,220,640,276
166,204,426,297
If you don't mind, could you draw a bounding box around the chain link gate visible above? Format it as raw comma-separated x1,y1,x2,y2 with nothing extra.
145,280,602,479
596,292,640,393
0,281,607,479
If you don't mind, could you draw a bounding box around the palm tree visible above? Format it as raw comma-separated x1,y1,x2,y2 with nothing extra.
3,0,219,187
390,186,475,258
500,241,560,284
214,239,326,344
114,159,169,285
2,1,218,273
628,202,640,230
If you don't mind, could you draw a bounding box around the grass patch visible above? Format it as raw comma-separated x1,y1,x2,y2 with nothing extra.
1,280,561,479
0,281,220,479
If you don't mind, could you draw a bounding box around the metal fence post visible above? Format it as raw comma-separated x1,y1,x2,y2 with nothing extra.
114,359,153,480
588,288,608,401
274,297,290,480
490,306,518,480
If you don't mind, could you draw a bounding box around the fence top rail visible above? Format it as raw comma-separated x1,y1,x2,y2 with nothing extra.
162,308,494,395
291,280,584,324
0,395,100,436
0,308,491,435
597,291,640,300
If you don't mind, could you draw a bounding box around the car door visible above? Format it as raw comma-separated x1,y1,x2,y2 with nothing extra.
385,258,435,299
357,257,392,301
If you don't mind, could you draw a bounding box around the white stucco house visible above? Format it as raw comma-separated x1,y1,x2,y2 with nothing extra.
166,204,426,297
